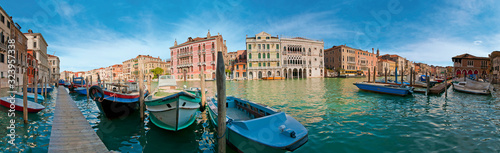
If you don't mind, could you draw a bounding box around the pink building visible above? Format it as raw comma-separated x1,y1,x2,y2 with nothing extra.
170,30,227,80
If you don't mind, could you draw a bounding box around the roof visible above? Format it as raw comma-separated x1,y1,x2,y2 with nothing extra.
452,53,489,60
490,51,500,59
171,35,220,49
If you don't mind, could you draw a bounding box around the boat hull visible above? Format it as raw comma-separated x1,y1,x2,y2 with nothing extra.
207,97,308,152
14,92,44,102
452,83,490,95
74,87,88,95
25,87,54,94
0,97,45,113
146,92,200,131
354,83,412,96
90,87,146,118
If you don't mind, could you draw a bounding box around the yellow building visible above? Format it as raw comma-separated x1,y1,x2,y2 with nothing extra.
246,32,282,79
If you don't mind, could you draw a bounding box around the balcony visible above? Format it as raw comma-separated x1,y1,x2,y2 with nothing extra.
178,52,193,58
248,58,280,62
176,63,193,68
248,66,281,70
210,61,215,65
347,61,356,64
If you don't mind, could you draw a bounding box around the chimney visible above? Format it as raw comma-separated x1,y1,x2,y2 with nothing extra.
28,29,33,33
372,48,374,54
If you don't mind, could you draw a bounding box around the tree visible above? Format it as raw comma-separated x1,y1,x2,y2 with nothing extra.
150,67,164,79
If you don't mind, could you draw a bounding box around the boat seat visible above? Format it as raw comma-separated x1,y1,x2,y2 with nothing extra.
236,103,265,118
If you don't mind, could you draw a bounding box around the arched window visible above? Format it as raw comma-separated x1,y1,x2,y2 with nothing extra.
276,44,279,49
284,47,286,51
267,44,270,49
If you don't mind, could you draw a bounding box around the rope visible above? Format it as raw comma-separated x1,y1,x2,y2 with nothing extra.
216,119,233,139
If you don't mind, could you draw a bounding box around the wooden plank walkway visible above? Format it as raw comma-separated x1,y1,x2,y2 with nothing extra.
48,86,109,153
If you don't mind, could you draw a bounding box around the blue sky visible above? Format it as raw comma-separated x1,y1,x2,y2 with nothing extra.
1,0,499,71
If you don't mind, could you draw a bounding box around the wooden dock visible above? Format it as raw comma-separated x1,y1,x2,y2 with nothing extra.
413,80,452,94
48,86,109,153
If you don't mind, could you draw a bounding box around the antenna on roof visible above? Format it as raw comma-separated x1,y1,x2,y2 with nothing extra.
52,51,56,55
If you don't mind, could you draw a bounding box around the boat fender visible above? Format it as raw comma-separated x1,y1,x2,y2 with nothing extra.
112,87,117,92
279,125,296,138
89,86,104,102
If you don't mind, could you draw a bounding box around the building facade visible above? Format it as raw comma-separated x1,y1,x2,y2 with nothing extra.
325,45,378,76
24,29,49,81
122,55,169,80
246,32,281,79
170,30,227,81
281,37,324,78
377,59,394,76
490,51,500,83
0,6,14,88
452,53,490,77
231,50,247,80
48,55,60,83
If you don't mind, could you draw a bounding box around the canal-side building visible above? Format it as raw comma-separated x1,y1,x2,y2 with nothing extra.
48,55,60,83
122,55,169,80
232,50,247,80
60,71,74,81
490,51,500,83
379,54,406,71
246,32,281,79
27,51,38,84
325,45,378,76
377,59,394,76
170,30,227,81
281,37,324,78
0,6,14,88
24,29,50,81
452,53,490,77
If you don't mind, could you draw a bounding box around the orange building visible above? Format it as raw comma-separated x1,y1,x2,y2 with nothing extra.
232,50,247,80
27,50,38,84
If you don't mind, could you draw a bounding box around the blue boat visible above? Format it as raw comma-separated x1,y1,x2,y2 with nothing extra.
353,82,413,96
24,86,54,94
58,79,65,85
14,92,44,102
207,96,308,152
74,87,88,95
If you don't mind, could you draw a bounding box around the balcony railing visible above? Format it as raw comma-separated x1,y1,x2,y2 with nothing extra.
248,66,281,70
176,63,193,68
211,48,215,53
178,52,193,57
248,58,280,62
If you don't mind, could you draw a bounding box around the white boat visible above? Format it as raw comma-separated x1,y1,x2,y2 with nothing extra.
145,75,202,131
452,79,492,95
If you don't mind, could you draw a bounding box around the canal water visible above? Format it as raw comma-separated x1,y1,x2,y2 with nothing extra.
1,78,499,152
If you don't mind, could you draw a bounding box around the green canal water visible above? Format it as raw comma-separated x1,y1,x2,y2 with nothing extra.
1,78,500,152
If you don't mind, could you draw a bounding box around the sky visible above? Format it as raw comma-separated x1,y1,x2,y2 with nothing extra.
1,0,499,71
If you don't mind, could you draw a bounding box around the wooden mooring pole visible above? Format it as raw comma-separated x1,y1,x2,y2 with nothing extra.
139,69,145,121
23,70,28,123
44,76,47,96
373,66,376,83
86,77,89,100
368,68,371,83
410,68,413,86
426,71,430,96
216,51,227,153
147,75,151,94
445,70,448,97
384,68,388,83
34,71,38,103
200,66,206,110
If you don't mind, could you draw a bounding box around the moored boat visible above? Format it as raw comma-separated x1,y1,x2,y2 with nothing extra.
145,75,203,131
262,77,284,80
207,96,308,152
14,92,44,102
74,87,88,95
452,79,492,95
353,82,413,96
89,82,148,118
24,86,54,94
0,97,45,113
58,79,65,85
